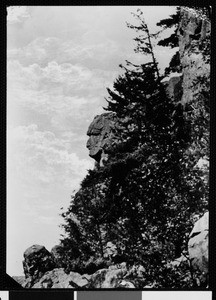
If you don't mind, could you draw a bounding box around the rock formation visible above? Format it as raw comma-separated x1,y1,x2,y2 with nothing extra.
165,75,183,103
19,246,145,289
188,211,209,285
51,245,63,267
22,245,56,288
178,8,210,284
88,263,134,288
85,8,210,168
86,113,116,166
31,268,89,288
178,7,210,104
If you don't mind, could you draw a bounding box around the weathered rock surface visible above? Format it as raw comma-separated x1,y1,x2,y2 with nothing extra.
88,262,143,288
86,112,116,165
165,75,183,103
21,249,145,289
51,245,63,267
31,268,89,288
178,7,210,104
188,211,208,283
23,245,56,287
88,263,128,288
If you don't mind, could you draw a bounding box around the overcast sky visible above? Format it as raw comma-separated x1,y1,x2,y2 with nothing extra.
7,5,177,276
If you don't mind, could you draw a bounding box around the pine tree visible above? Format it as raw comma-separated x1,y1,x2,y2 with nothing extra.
156,7,181,76
102,10,191,267
156,7,180,48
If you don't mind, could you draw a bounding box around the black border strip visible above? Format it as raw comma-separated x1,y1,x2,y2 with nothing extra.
1,1,216,297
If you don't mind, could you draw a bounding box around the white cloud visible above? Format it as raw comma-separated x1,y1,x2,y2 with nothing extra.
7,59,114,131
7,124,93,189
7,35,127,71
7,6,30,24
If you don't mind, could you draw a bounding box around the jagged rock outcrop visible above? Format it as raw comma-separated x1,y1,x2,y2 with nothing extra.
178,8,209,283
88,263,130,288
86,112,116,166
20,246,144,288
188,211,209,284
31,268,89,288
165,75,183,103
178,7,210,104
22,245,56,287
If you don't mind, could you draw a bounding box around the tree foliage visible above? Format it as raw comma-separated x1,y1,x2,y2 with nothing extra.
156,6,180,49
156,7,181,76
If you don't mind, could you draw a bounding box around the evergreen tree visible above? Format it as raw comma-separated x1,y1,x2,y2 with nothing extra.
156,7,181,76
103,9,192,266
156,6,180,48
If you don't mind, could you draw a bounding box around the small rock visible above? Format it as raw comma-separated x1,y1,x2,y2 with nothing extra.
118,280,135,288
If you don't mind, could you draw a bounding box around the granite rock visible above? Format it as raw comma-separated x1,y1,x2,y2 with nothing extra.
23,245,56,287
32,268,89,288
188,211,209,283
86,113,116,166
178,7,210,104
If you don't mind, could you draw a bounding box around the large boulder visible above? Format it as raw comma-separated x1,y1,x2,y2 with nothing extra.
188,211,209,284
23,245,56,287
86,113,116,166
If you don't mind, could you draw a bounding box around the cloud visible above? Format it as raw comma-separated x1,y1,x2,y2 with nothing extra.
7,6,30,24
7,124,93,189
7,34,128,71
7,59,115,131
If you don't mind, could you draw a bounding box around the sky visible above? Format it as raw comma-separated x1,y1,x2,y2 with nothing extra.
7,5,177,276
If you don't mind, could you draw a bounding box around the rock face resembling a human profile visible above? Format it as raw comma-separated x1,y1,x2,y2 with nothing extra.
86,113,116,166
